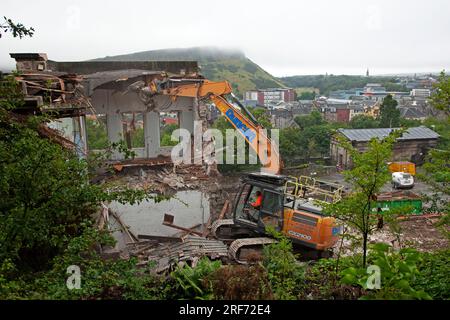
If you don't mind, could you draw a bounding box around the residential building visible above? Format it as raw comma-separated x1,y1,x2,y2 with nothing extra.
244,88,296,107
411,89,431,98
399,107,427,120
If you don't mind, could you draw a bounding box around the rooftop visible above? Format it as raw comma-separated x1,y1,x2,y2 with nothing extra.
338,126,439,142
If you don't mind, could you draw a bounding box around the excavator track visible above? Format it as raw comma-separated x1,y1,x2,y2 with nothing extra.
211,219,235,238
229,237,278,264
211,219,278,264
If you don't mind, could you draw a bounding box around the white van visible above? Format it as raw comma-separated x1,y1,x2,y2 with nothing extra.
391,172,414,189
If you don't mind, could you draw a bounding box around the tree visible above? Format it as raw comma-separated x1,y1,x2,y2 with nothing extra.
324,130,401,267
430,70,450,116
419,72,450,229
298,91,316,100
349,114,380,129
160,123,179,146
0,17,34,39
294,110,325,130
378,94,400,128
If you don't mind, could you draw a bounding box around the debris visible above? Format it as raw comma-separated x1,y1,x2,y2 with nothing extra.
163,213,204,237
137,234,182,242
218,200,230,220
131,235,228,273
109,209,139,243
113,164,124,172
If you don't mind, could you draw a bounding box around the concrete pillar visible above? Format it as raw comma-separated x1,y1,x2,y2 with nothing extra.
179,110,194,134
107,113,123,160
144,111,160,158
73,116,87,158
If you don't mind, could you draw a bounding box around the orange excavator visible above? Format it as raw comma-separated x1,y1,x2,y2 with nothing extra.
141,76,342,262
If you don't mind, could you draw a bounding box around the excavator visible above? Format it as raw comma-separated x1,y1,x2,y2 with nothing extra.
137,76,343,263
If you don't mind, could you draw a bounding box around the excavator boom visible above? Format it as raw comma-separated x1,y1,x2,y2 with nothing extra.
154,79,281,174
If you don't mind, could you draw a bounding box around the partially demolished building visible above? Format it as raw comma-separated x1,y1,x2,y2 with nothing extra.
9,52,205,164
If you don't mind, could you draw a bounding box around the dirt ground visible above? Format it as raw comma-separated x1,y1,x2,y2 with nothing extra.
100,164,448,256
316,171,449,254
337,216,449,256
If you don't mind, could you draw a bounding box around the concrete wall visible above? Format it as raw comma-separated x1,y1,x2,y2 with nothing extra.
48,60,199,75
48,116,88,158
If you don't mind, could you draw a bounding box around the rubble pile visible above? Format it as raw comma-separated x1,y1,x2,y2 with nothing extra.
127,236,229,273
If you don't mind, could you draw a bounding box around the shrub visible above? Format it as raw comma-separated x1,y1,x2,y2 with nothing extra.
170,257,221,299
412,249,450,300
340,243,432,300
262,227,305,299
210,264,273,300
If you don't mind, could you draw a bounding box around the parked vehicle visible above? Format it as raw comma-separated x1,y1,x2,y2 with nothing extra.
388,161,416,175
392,172,414,189
375,190,422,215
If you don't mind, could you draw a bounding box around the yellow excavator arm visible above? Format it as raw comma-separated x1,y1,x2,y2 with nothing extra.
153,79,281,174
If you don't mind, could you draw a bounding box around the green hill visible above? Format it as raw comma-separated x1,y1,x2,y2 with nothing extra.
93,46,285,97
280,75,408,96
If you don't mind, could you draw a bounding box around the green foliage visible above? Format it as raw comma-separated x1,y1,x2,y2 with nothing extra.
0,74,24,110
1,224,165,299
430,70,450,115
248,107,272,128
349,114,380,129
0,17,34,39
294,110,325,129
161,123,179,146
378,94,400,128
280,111,338,164
411,249,450,299
324,131,402,267
262,227,305,299
281,75,407,96
170,257,221,299
0,110,104,269
340,243,432,300
424,117,450,150
86,117,108,149
0,74,163,293
399,118,423,128
300,255,363,299
298,91,316,100
210,264,273,300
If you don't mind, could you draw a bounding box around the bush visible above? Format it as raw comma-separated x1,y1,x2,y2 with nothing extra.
412,249,450,300
340,243,432,300
170,257,221,299
0,225,165,300
262,228,305,299
210,264,273,300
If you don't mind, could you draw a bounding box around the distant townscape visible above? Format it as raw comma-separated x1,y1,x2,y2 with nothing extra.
242,75,437,129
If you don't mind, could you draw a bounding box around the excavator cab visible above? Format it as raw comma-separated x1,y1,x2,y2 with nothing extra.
231,173,342,253
233,173,288,234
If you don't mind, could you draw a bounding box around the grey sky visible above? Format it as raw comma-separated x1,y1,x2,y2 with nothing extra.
1,0,450,76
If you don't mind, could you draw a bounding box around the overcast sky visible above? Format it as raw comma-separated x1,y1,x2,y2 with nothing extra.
1,0,450,76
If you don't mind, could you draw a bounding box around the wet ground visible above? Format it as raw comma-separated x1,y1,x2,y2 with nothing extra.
317,171,447,202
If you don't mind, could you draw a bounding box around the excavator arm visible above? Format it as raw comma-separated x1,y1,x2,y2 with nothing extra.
152,79,281,174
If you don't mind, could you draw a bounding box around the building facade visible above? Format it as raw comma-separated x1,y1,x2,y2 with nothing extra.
331,127,439,168
244,88,296,107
